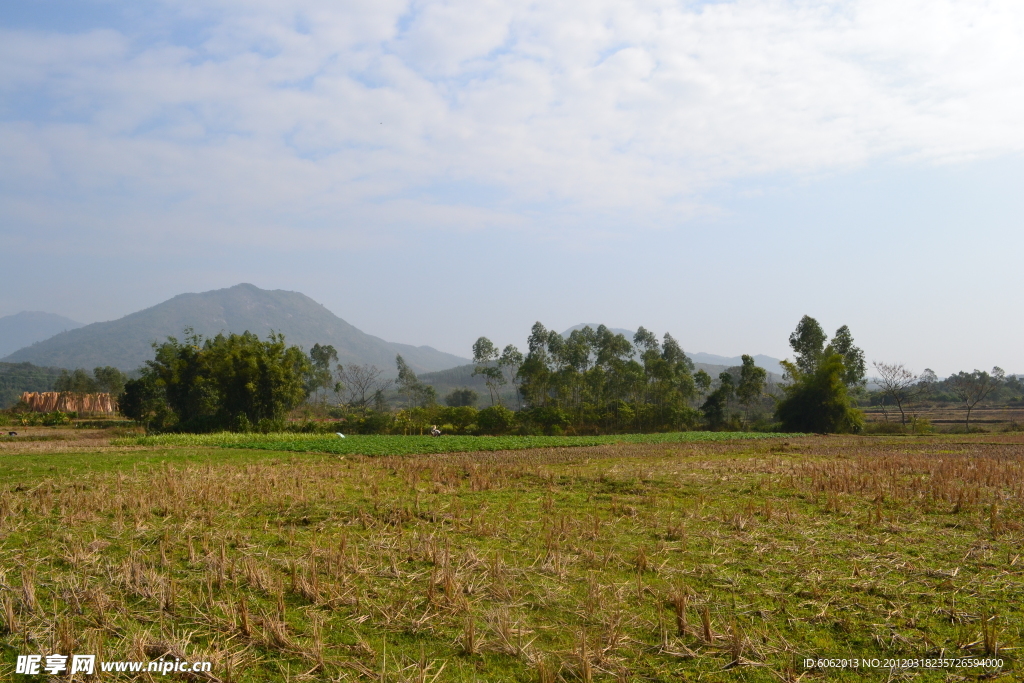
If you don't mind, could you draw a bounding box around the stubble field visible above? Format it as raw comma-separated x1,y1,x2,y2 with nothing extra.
1,431,1022,681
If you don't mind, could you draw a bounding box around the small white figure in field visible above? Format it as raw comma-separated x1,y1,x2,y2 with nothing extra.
430,425,441,437
336,432,345,438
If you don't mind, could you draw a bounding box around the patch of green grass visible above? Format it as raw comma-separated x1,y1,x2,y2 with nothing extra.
114,430,802,456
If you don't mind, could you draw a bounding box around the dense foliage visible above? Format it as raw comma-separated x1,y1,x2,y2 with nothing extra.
120,329,311,432
53,366,128,396
509,323,703,432
0,361,66,408
776,351,864,433
775,316,865,433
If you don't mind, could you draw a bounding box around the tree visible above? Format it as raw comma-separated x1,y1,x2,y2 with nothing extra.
789,315,827,375
477,405,516,435
948,367,1004,431
694,370,712,405
736,355,767,422
701,372,735,430
118,375,168,427
335,364,392,414
396,355,436,408
872,361,917,425
775,350,863,433
832,325,866,388
133,329,310,431
93,366,127,397
54,368,98,394
499,344,524,409
307,343,338,403
445,388,479,407
472,337,506,406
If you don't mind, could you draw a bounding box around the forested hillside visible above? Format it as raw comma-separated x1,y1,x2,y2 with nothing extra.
0,362,65,408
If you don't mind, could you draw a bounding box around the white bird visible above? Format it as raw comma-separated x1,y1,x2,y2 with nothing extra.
336,433,346,438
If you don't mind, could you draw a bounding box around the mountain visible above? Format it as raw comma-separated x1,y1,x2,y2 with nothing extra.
562,324,785,375
0,311,83,358
1,284,469,374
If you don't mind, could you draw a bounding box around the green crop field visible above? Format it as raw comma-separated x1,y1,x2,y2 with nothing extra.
1,429,1022,681
113,431,803,456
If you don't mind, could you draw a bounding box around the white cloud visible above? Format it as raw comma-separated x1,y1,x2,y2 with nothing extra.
2,0,1024,246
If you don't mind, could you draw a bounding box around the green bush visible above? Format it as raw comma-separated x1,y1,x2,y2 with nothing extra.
41,411,71,426
477,405,517,435
776,351,863,434
17,412,42,426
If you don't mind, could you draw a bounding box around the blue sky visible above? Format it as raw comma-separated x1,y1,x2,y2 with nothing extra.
1,0,1022,375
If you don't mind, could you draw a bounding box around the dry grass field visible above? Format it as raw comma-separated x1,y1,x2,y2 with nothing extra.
862,405,1024,433
1,430,1023,681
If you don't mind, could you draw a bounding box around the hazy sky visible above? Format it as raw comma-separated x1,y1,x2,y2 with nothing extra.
2,0,1022,375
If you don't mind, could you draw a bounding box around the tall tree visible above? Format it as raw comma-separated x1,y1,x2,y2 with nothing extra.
832,325,866,388
396,355,436,408
472,337,506,406
307,343,338,403
788,315,827,375
694,369,712,406
701,372,735,430
736,355,767,422
499,344,524,409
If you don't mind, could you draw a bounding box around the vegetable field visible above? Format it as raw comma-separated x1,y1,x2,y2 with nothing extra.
113,430,801,456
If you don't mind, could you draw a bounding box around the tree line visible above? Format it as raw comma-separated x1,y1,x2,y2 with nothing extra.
52,315,1017,435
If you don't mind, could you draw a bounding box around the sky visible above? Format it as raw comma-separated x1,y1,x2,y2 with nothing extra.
1,0,1022,375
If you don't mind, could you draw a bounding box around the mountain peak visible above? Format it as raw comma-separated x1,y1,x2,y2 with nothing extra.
2,285,468,373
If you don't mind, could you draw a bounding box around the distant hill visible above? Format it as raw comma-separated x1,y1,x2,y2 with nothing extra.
418,363,519,408
0,311,83,358
0,362,65,409
562,324,785,375
1,284,469,374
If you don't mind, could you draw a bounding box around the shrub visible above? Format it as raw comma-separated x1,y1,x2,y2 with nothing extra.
477,405,517,435
775,351,863,434
41,411,71,426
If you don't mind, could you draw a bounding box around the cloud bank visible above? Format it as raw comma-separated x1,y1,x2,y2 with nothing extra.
2,0,1024,247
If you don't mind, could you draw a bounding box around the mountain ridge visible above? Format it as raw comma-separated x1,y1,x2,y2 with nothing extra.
0,311,84,358
1,284,469,374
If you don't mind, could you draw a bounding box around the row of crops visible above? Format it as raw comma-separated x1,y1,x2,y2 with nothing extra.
113,431,801,456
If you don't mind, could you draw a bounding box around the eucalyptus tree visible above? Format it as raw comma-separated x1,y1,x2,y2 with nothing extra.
499,344,524,409
307,343,338,403
736,354,767,422
472,337,506,406
514,322,698,432
396,355,436,408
